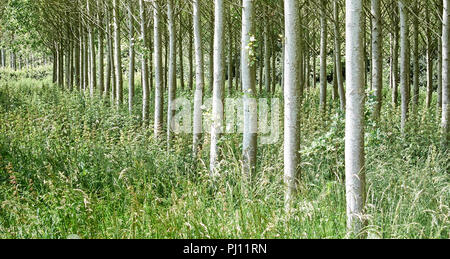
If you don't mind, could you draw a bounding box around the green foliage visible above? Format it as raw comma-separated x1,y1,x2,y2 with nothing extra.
0,71,448,239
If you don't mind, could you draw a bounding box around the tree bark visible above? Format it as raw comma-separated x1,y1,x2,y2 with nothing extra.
113,0,123,106
210,0,225,175
399,1,410,133
193,0,204,155
371,0,383,120
345,0,366,236
167,0,177,145
154,0,164,138
320,0,327,113
442,0,450,148
128,1,135,114
284,0,301,209
242,0,257,177
139,0,150,124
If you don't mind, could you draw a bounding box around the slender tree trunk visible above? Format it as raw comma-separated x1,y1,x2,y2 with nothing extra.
128,2,135,114
98,2,104,96
320,0,327,113
345,0,366,236
399,1,410,133
154,0,164,137
242,0,257,177
209,13,215,94
412,2,420,112
167,0,177,145
113,0,123,106
426,5,433,109
438,7,444,113
371,0,382,119
140,0,150,123
87,0,97,97
178,20,185,92
105,3,112,98
210,0,225,175
228,13,233,95
264,14,271,94
188,19,194,91
392,21,399,107
193,0,204,155
284,0,301,209
74,35,80,89
442,0,450,148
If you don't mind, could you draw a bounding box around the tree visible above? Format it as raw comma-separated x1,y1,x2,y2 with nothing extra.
371,0,382,120
113,0,123,106
319,0,327,113
284,0,301,208
139,0,150,124
210,0,225,175
193,0,204,155
399,0,410,133
154,0,164,138
167,0,177,145
442,0,449,148
345,0,366,236
242,0,257,177
128,1,135,114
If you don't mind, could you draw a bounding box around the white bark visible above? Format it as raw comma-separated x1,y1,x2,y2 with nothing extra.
242,0,257,177
139,0,150,123
284,0,301,208
193,0,204,155
345,0,366,236
154,0,164,137
442,0,450,147
371,0,382,119
113,0,123,105
320,0,327,112
399,1,410,133
210,0,225,175
167,0,177,145
87,0,96,97
128,2,135,114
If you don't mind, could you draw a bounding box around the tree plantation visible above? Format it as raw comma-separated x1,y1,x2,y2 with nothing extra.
0,0,448,239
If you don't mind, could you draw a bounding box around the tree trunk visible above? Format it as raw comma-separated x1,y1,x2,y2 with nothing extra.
167,0,177,145
399,1,410,133
426,5,433,109
210,0,225,175
264,14,271,94
193,0,204,155
128,1,135,114
98,1,104,96
140,0,150,124
178,20,185,92
412,1,420,112
113,0,123,106
228,13,233,95
242,0,257,177
87,0,97,97
320,0,327,113
442,0,450,148
372,0,382,120
345,0,366,236
154,0,164,138
284,0,301,209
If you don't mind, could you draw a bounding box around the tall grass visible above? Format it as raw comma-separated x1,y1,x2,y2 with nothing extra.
0,68,448,238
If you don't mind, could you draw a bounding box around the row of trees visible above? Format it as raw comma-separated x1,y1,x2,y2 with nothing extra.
1,0,449,236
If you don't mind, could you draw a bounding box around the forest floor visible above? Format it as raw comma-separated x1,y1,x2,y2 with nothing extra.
0,67,448,239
